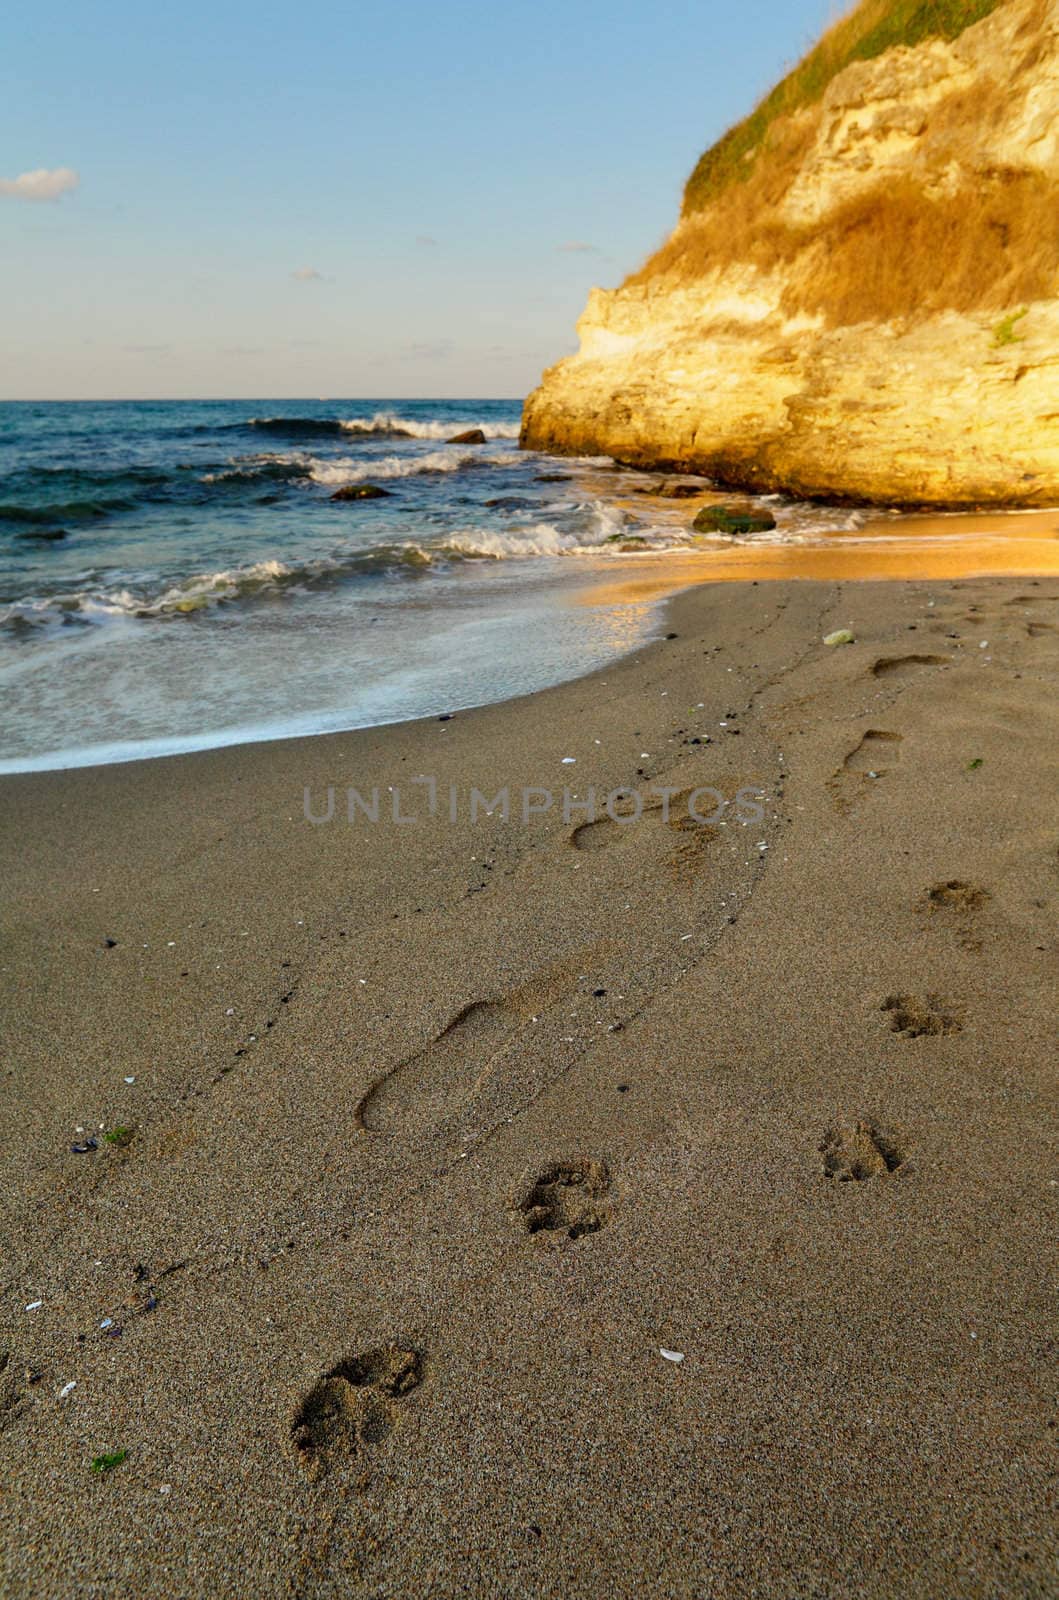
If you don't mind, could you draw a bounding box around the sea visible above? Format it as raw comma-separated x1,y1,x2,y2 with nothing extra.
0,398,871,773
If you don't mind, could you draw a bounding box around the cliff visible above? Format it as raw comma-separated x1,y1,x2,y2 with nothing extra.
521,0,1059,506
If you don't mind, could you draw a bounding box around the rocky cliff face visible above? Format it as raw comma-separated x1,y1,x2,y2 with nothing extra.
522,0,1059,506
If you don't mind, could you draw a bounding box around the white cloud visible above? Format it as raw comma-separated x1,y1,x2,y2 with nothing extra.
0,167,80,202
291,266,324,282
556,240,599,254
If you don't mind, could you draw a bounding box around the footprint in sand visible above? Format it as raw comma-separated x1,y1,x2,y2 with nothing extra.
821,1121,907,1182
920,880,991,949
290,1345,422,1481
882,993,962,1038
511,1158,611,1241
871,654,950,679
571,788,719,858
570,815,626,853
828,730,902,812
355,955,597,1139
924,880,990,914
355,1000,518,1135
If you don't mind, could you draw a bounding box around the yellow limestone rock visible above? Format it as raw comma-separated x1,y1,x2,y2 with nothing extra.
522,0,1059,506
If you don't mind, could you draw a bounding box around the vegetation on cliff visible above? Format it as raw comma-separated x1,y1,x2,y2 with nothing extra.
522,0,1059,505
683,0,1006,213
631,0,1058,326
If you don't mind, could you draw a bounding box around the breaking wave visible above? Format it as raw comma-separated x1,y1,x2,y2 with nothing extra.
200,455,314,486
0,504,647,633
445,502,634,558
245,412,520,442
307,448,520,486
337,411,521,440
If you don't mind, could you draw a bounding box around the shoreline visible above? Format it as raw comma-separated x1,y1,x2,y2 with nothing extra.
4,501,1058,778
1,567,1056,1596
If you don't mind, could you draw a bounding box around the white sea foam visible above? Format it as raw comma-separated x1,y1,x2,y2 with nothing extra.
338,412,521,440
308,449,520,486
201,456,311,484
0,559,304,628
447,501,636,559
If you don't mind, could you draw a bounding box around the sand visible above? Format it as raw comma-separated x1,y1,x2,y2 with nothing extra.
1,570,1057,1598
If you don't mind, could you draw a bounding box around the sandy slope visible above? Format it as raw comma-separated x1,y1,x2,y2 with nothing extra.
0,573,1056,1597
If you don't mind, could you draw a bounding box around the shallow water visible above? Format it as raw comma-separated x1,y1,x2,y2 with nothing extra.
2,398,1053,772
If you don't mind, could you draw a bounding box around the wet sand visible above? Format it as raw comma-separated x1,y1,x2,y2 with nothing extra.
1,568,1057,1598
573,504,1059,608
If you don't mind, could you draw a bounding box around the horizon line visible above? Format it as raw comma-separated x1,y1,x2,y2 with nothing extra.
0,394,527,405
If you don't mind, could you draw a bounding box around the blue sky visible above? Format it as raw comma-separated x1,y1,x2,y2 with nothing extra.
2,0,836,399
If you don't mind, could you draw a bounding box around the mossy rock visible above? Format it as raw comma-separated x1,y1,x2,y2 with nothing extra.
330,483,392,501
692,504,776,536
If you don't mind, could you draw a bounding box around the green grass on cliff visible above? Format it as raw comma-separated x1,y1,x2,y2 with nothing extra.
683,0,1006,213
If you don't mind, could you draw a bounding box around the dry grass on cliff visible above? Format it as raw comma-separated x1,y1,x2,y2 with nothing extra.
627,0,1059,326
630,169,1059,326
790,171,1059,323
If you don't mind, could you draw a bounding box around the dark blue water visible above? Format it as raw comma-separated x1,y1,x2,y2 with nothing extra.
0,399,676,770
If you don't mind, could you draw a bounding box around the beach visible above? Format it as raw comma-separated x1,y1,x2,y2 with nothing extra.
1,565,1056,1597
8,398,1059,778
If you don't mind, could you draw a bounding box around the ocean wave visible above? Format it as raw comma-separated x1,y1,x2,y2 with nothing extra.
0,547,449,632
200,455,313,486
0,560,298,629
0,465,173,528
0,506,641,633
308,448,520,486
244,417,350,439
338,411,521,441
0,467,186,534
445,525,599,559
245,412,520,442
0,497,136,526
443,501,641,559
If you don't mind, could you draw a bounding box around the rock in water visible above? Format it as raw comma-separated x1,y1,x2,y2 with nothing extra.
693,505,777,535
447,429,487,445
330,484,391,501
520,0,1059,507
